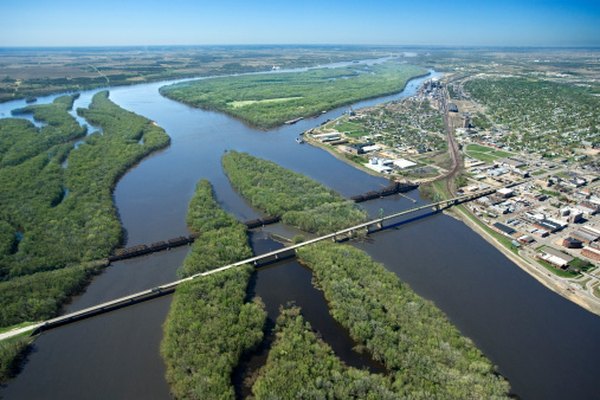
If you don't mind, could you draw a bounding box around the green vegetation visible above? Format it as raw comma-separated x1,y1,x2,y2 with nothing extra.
0,90,169,327
221,151,367,234
161,179,266,399
464,77,600,154
536,258,578,278
334,97,446,151
160,62,427,128
465,144,513,163
252,307,396,400
3,95,86,167
0,263,102,327
297,242,510,398
0,334,33,384
180,180,253,277
569,257,593,273
0,46,395,103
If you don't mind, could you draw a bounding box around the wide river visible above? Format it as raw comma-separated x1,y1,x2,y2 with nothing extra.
1,62,599,400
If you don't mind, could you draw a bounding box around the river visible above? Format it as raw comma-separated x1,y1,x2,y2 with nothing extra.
1,63,599,400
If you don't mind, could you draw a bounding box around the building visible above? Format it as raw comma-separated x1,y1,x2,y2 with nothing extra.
582,246,600,262
312,132,341,143
364,158,392,174
571,227,600,244
361,144,381,153
393,158,417,169
577,202,600,216
448,103,459,112
493,222,516,236
497,188,515,198
562,237,583,249
538,247,574,269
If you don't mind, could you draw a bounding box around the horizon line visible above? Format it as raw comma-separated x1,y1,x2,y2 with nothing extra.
1,43,600,50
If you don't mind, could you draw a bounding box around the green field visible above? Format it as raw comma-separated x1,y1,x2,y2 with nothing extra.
160,62,427,128
465,143,513,163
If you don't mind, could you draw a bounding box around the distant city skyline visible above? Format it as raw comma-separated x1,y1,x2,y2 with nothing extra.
1,0,599,47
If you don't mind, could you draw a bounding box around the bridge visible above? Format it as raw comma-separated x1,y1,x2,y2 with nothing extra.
0,183,515,341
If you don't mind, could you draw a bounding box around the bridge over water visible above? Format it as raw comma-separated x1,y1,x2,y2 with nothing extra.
1,184,516,341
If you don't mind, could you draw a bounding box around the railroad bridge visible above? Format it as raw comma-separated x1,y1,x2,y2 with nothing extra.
0,182,519,341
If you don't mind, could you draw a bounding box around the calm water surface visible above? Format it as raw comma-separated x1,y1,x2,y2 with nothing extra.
1,66,599,400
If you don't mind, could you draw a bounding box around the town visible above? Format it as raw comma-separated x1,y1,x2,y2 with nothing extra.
305,74,600,305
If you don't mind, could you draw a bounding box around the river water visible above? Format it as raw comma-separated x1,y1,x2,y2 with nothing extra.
1,64,600,400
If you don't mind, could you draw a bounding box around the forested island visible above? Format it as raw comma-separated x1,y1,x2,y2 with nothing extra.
160,62,427,128
222,151,366,233
0,91,170,381
161,180,266,398
173,152,509,399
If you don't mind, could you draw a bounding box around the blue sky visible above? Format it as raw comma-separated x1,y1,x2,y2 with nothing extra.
0,0,598,47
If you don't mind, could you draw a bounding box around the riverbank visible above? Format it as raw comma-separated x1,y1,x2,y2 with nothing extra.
450,206,600,316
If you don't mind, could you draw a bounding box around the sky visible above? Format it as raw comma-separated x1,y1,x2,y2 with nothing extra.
0,0,599,47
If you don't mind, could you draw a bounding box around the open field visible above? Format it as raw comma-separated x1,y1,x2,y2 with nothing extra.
160,62,427,128
464,143,514,162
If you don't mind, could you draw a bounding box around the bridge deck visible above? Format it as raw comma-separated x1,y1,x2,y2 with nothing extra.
0,183,520,340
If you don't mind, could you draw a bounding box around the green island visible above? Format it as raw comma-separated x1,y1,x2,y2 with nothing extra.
161,179,266,399
0,91,169,381
221,151,366,234
215,154,509,398
294,242,510,398
252,307,396,399
160,62,427,129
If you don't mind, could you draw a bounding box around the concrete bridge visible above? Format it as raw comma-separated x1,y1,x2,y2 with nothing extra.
0,184,511,341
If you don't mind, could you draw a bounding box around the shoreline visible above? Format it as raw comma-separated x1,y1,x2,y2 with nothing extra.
305,130,600,317
449,207,600,316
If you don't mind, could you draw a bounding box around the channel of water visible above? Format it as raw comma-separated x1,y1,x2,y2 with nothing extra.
1,63,599,400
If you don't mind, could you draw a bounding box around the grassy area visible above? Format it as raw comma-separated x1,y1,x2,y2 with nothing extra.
536,258,579,278
160,62,427,129
221,151,367,234
457,205,520,256
295,243,511,398
161,180,266,399
229,96,303,108
0,322,34,335
0,334,33,384
465,143,513,163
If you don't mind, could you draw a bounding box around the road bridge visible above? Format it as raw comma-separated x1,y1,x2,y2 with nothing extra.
0,183,521,341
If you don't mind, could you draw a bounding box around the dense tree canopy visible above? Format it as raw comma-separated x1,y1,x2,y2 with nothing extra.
0,91,170,326
297,242,511,399
222,151,366,234
160,62,427,129
161,179,266,399
252,307,396,400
